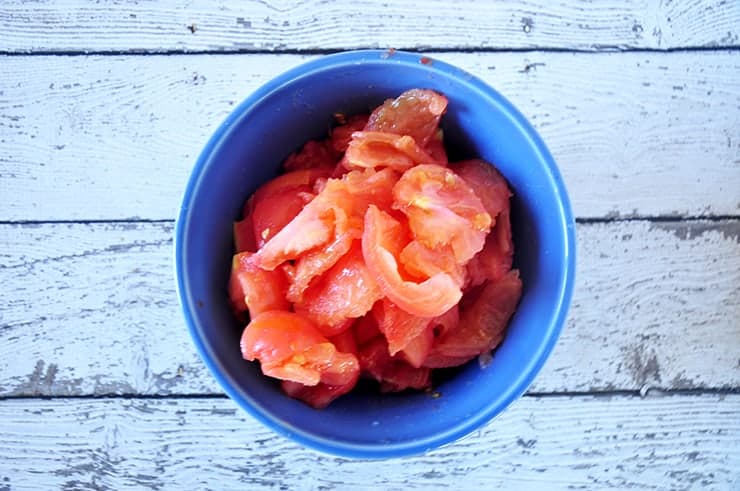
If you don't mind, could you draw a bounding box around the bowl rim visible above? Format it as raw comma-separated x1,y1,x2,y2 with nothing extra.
175,49,577,459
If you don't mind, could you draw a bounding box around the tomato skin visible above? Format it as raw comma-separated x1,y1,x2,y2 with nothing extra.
424,270,522,368
365,89,448,146
228,252,290,317
241,310,360,387
393,164,491,264
362,205,462,318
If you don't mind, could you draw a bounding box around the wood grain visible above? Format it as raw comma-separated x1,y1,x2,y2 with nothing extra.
1,219,738,397
1,51,739,221
0,0,738,53
0,394,737,490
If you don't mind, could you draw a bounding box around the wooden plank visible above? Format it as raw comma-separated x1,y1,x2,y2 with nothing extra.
1,0,738,53
0,394,737,489
1,52,739,222
1,219,738,397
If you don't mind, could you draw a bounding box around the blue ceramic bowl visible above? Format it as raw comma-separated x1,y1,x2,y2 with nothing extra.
175,50,576,459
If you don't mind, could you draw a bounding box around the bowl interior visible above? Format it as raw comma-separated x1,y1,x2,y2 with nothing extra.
176,50,575,458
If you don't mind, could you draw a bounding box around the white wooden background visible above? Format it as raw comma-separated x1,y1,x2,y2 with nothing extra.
1,1,739,489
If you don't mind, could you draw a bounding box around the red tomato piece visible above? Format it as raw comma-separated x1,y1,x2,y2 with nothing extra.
362,205,462,318
393,164,491,264
233,216,257,253
252,187,313,248
357,337,431,392
330,114,369,153
399,240,467,286
228,252,290,317
283,139,338,171
365,89,448,146
467,208,514,288
352,312,382,346
281,373,359,409
343,131,440,172
453,159,514,287
329,328,358,356
452,159,511,221
241,310,360,387
424,129,448,165
295,241,384,334
424,270,522,368
398,325,434,369
372,298,431,356
252,168,332,206
255,168,396,271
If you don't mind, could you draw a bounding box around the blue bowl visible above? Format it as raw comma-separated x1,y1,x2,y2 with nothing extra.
175,50,576,459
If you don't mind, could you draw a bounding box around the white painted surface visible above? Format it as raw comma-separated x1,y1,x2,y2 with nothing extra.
1,51,739,221
0,0,738,52
1,220,738,396
0,394,737,490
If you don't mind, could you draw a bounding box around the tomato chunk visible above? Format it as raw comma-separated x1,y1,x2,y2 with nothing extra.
343,131,440,172
228,252,290,317
393,164,491,264
372,298,431,357
362,205,462,318
365,89,448,146
424,270,522,368
283,139,338,171
295,241,383,334
241,311,360,387
330,114,369,153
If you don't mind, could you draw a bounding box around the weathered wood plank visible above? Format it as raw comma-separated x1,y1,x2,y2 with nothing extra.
1,0,738,53
1,219,738,397
1,51,738,221
0,394,737,490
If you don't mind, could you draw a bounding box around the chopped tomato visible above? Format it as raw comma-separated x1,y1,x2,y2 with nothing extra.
329,328,358,355
372,298,431,356
231,90,522,407
295,241,383,334
453,159,514,287
399,240,467,286
343,131,440,172
228,252,289,317
241,310,360,387
452,159,511,221
252,168,332,206
393,164,491,263
233,216,257,253
362,205,462,318
330,114,369,153
281,375,359,409
424,129,448,165
352,312,382,346
256,168,395,271
467,208,513,287
365,89,448,146
424,270,522,368
283,139,338,171
252,187,313,248
356,336,430,392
